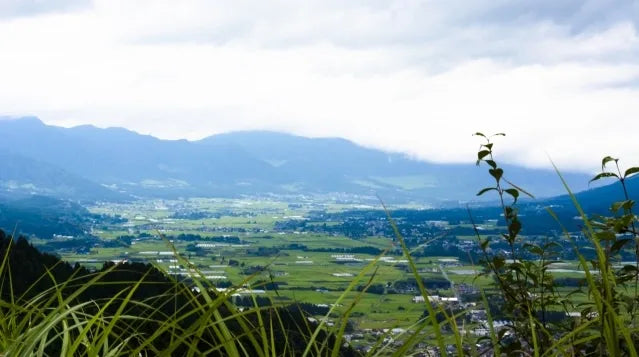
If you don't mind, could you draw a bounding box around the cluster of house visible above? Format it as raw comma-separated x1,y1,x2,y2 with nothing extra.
411,295,459,303
410,283,478,305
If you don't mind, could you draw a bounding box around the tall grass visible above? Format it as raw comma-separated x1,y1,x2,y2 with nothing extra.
1,133,638,356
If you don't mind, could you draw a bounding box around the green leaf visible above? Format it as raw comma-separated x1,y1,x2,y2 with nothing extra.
624,167,639,178
504,179,535,199
524,243,543,256
595,231,616,241
477,187,497,196
505,206,514,217
618,214,635,230
504,188,519,204
483,143,493,150
590,172,618,183
509,220,521,238
611,239,631,253
542,241,561,250
611,200,635,213
497,328,508,339
492,256,505,269
602,156,618,170
477,150,491,162
484,160,497,169
474,132,486,137
493,133,506,137
489,168,503,182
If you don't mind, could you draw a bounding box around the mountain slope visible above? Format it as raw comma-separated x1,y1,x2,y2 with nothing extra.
0,150,127,202
0,117,275,183
200,131,595,201
543,174,639,214
0,195,93,238
0,116,597,203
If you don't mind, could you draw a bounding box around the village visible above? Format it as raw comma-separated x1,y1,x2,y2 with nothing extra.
28,197,588,349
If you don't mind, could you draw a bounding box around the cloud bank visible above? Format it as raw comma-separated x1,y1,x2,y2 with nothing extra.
0,0,638,172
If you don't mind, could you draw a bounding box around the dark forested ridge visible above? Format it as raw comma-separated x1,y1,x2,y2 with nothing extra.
0,194,130,239
0,195,95,238
0,229,358,356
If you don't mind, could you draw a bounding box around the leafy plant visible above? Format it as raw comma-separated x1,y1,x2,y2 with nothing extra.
473,132,564,354
590,157,639,320
472,133,639,356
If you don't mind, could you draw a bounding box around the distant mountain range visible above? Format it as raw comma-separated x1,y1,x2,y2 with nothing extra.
0,116,619,204
545,174,639,214
0,151,127,202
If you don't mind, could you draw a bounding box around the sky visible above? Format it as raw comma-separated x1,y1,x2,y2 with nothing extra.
0,1,638,173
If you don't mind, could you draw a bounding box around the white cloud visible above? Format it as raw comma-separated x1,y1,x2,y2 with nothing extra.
0,0,90,18
0,1,638,173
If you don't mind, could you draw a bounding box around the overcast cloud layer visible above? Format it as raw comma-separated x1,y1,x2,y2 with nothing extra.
1,0,638,172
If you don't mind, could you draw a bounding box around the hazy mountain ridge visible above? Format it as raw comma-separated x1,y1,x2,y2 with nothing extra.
0,150,128,202
544,174,639,213
0,116,601,204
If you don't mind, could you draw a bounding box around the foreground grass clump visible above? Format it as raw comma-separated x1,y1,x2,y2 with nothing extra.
0,133,638,356
0,231,357,356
